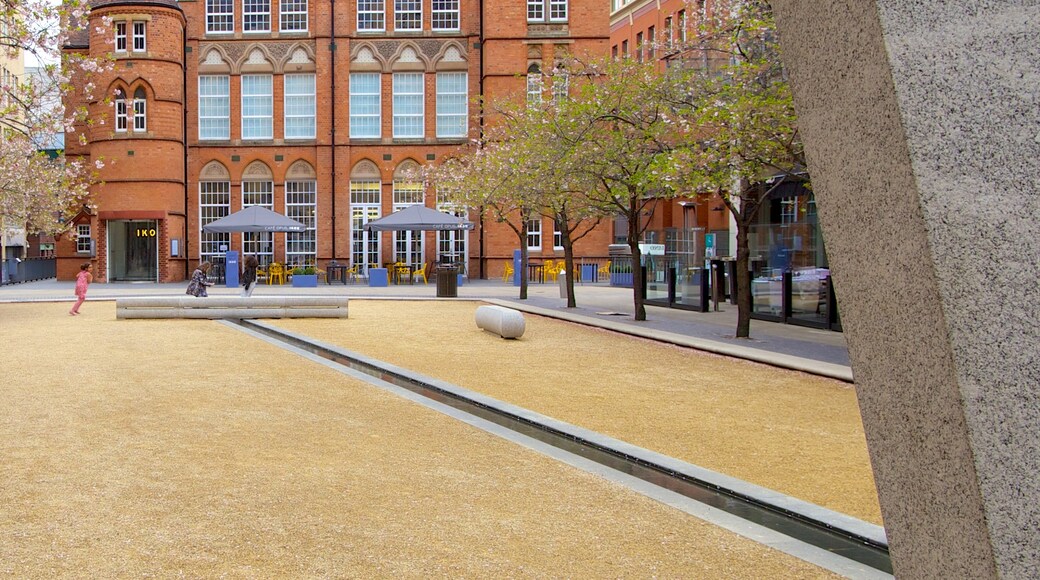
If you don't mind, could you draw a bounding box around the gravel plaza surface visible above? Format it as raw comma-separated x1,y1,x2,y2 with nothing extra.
1,280,877,577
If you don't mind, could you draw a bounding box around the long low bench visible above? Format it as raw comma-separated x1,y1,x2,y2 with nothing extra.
116,296,349,319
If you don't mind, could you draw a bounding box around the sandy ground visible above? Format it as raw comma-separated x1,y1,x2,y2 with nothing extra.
1,301,842,578
272,300,881,525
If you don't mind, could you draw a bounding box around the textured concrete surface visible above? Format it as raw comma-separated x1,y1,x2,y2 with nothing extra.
773,1,1039,577
475,304,527,338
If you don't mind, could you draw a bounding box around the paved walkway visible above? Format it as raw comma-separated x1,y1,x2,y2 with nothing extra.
0,277,852,381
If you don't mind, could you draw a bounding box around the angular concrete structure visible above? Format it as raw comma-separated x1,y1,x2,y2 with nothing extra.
771,2,1039,577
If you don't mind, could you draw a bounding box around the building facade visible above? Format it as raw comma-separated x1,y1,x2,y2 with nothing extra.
60,0,610,282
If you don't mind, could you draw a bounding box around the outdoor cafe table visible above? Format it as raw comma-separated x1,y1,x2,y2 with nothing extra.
326,264,352,284
527,261,544,284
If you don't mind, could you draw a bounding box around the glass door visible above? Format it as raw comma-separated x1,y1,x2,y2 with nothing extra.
108,220,158,282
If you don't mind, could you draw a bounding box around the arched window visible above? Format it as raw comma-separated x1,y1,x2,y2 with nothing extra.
552,65,569,102
133,88,147,132
285,160,317,265
350,161,382,273
114,89,128,132
526,63,542,105
241,161,275,265
199,161,231,267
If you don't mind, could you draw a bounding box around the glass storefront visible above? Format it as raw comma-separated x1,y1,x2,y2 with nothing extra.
108,220,158,282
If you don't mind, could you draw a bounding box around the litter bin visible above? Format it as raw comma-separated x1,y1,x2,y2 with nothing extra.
436,264,458,297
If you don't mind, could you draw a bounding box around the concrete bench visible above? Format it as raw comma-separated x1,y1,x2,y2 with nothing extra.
475,305,525,339
116,296,349,319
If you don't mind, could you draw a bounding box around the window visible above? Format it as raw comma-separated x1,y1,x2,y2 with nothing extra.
528,0,566,22
527,0,543,21
284,74,316,139
392,73,424,138
549,0,567,21
621,39,628,57
76,224,91,253
392,180,424,267
552,70,568,102
207,0,234,33
437,201,468,268
133,88,146,132
647,26,655,59
526,218,542,250
280,0,307,31
636,32,643,62
526,64,541,105
198,75,230,140
678,10,686,43
394,0,421,31
286,180,317,265
553,220,563,250
431,0,459,31
243,0,270,32
241,74,273,139
436,72,467,138
132,21,146,52
350,180,381,272
199,181,230,264
664,17,673,48
114,89,128,132
349,73,381,138
242,179,274,263
357,0,385,31
114,21,127,52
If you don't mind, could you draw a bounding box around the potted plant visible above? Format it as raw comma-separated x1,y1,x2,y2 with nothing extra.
291,265,318,287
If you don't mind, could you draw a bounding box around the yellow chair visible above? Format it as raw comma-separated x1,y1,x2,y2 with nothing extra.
543,259,557,282
267,262,286,285
413,262,428,284
345,264,359,284
393,262,411,284
597,260,611,282
502,262,514,282
256,265,268,284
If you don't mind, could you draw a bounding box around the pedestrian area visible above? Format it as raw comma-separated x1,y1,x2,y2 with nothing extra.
0,297,882,577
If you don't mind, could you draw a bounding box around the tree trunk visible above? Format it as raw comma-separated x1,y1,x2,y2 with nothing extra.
629,238,646,321
734,217,752,338
519,240,529,300
563,236,576,308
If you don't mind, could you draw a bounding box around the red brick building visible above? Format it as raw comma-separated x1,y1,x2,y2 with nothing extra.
609,0,732,258
60,0,610,282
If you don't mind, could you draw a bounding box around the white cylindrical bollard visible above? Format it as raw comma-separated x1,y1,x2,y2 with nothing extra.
558,270,567,298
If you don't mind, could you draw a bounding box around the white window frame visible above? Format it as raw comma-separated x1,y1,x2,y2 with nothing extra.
357,0,385,31
350,180,382,274
114,21,127,52
76,224,92,253
553,220,563,250
392,72,424,139
431,0,459,31
527,218,542,250
349,73,381,139
394,0,421,31
243,0,271,32
526,68,542,105
206,0,235,34
552,71,568,102
132,21,146,52
284,73,316,139
279,0,308,31
392,181,424,268
241,74,273,140
527,0,543,22
133,92,146,132
528,0,566,22
199,181,231,264
285,180,317,265
549,0,567,22
242,180,275,264
198,75,230,140
435,72,467,138
115,92,128,132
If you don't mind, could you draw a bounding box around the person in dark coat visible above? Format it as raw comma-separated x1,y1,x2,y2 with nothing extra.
241,255,259,297
186,261,214,297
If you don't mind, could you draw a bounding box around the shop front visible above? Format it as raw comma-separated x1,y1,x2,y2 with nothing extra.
107,219,159,282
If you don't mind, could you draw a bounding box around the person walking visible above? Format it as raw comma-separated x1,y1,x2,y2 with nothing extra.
69,262,93,315
241,255,259,297
186,261,214,297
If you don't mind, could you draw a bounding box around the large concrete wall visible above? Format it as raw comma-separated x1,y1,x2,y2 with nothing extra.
772,1,1039,577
